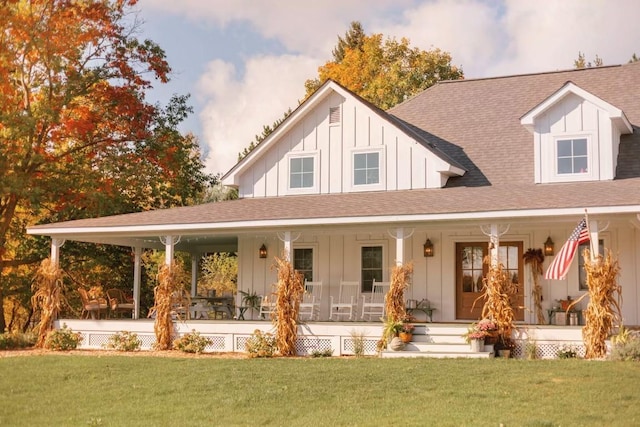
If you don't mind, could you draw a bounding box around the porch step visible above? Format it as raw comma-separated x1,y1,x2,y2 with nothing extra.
380,323,496,359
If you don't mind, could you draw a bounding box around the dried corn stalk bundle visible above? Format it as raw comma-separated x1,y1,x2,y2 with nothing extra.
385,262,413,322
581,249,621,359
152,261,189,350
523,248,546,324
273,256,304,356
480,259,516,342
31,259,65,348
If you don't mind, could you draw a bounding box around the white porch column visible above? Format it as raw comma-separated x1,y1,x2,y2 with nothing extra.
489,224,499,266
133,246,142,319
589,220,599,259
191,254,198,297
50,238,65,267
395,228,405,266
164,235,175,266
283,231,292,261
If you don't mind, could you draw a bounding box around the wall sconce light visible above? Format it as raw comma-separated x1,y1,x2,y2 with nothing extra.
259,244,268,259
544,236,554,256
423,239,434,257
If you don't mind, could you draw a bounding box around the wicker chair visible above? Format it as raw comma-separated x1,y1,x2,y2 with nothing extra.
78,288,108,319
106,289,135,318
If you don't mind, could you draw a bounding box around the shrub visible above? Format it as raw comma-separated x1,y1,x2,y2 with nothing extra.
105,331,141,352
310,348,333,357
557,344,578,359
610,332,640,361
173,330,212,354
44,324,82,351
350,329,366,357
245,329,277,358
0,331,36,350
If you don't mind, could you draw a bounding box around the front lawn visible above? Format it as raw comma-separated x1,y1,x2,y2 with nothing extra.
1,353,639,426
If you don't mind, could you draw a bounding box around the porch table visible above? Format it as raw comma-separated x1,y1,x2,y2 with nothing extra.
203,296,234,319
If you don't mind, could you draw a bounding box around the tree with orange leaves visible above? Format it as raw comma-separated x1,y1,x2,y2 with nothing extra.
0,0,212,330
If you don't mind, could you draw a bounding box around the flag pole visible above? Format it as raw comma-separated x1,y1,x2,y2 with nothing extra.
584,208,595,262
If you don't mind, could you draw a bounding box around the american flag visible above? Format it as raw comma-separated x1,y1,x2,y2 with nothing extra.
545,218,590,280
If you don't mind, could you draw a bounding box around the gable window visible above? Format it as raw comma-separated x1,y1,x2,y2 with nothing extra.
354,152,379,185
557,138,588,174
289,156,314,189
361,246,383,292
293,248,313,282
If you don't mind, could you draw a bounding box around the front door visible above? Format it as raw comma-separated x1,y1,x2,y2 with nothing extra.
456,242,524,321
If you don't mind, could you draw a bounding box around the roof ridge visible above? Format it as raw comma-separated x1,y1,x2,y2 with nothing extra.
438,64,623,85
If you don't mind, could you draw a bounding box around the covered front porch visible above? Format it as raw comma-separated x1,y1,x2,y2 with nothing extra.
55,318,587,359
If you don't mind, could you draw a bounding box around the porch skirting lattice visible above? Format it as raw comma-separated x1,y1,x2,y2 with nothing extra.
54,319,587,358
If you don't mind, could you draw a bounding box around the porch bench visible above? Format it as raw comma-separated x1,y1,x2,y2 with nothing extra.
406,299,435,322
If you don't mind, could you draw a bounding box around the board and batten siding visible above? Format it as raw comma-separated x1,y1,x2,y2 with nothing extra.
534,92,618,183
237,91,445,198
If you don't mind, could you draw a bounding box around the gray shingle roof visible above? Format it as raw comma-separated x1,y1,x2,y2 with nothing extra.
29,63,640,233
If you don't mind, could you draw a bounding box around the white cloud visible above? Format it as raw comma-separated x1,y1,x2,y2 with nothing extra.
197,55,318,175
145,0,408,56
144,0,640,177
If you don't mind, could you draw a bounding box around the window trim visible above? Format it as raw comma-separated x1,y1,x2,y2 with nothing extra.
550,133,595,183
359,242,387,293
350,148,385,192
286,152,319,194
293,244,318,282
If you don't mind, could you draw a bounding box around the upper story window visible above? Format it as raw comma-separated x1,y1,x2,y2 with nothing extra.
354,152,379,185
289,156,314,189
557,138,588,174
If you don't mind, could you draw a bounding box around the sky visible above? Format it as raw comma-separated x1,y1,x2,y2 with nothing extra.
138,0,640,176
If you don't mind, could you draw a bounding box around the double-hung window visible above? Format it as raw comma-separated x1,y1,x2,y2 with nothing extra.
293,248,313,282
289,156,314,190
557,138,588,175
354,152,380,186
361,246,383,292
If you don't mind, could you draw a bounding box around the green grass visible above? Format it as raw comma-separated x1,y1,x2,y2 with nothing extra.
1,355,640,426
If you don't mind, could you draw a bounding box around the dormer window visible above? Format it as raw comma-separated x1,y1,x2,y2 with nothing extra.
557,137,588,174
521,82,632,184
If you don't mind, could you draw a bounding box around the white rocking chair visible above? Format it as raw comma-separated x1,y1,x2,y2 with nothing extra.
329,280,360,321
361,280,389,321
299,280,323,321
259,295,277,320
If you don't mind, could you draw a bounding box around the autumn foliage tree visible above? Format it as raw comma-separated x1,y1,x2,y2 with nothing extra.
0,0,212,330
305,22,464,110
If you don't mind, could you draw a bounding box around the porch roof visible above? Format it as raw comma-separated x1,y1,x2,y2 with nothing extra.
28,178,640,248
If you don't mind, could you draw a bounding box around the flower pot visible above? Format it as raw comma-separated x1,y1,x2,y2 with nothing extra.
470,338,485,352
399,332,413,343
389,337,405,351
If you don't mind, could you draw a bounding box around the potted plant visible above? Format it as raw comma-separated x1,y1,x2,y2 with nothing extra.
381,317,405,351
240,290,261,319
462,322,488,352
477,318,498,343
399,322,415,343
